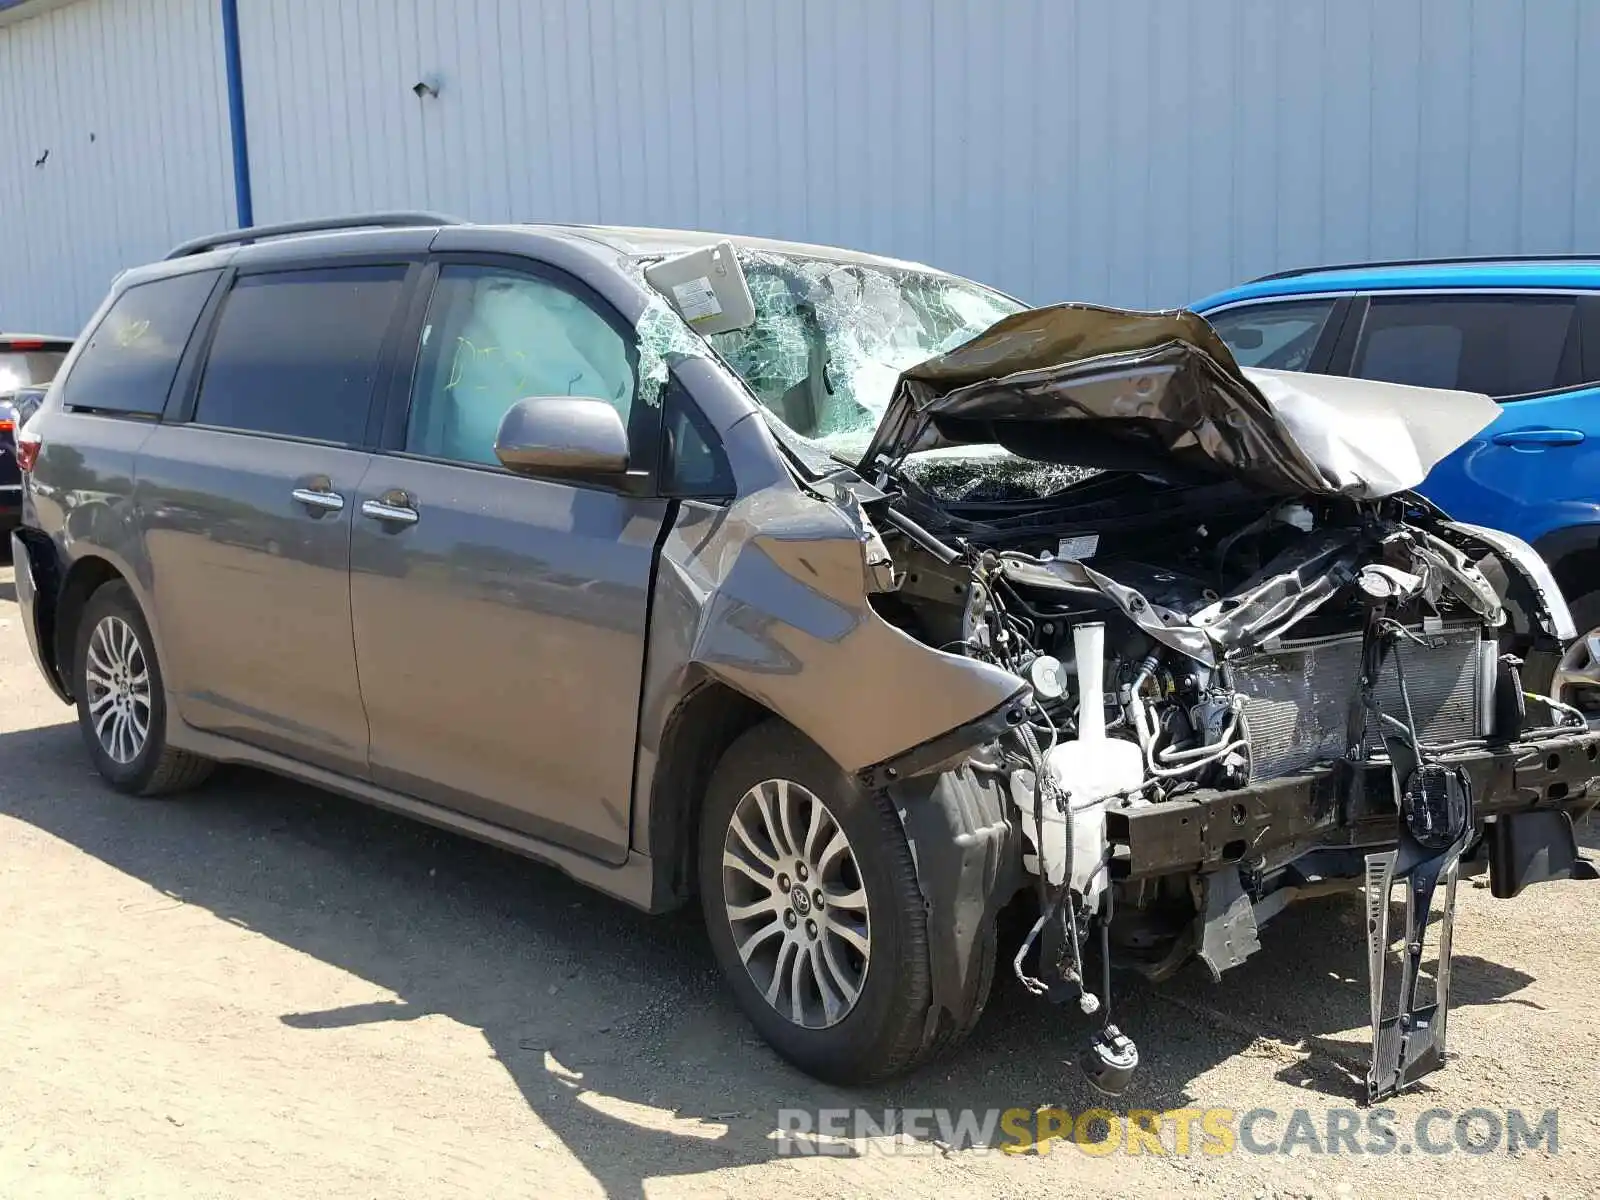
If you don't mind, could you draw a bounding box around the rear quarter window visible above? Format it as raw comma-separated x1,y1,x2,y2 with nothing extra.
61,271,222,415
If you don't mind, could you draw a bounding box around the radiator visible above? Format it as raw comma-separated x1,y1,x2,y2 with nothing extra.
1230,623,1486,781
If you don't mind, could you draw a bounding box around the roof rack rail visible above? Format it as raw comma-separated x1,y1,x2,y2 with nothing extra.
164,211,463,260
1251,252,1600,283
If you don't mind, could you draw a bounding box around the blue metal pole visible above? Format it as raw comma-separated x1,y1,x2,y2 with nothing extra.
220,0,253,228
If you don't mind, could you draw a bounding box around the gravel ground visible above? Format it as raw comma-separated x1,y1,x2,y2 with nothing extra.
0,561,1596,1198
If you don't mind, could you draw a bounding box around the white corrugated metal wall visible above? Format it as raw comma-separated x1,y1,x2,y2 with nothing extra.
0,0,235,334
236,0,1600,309
4,0,1600,332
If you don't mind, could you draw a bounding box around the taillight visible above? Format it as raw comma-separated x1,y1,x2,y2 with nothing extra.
16,429,41,473
0,420,13,433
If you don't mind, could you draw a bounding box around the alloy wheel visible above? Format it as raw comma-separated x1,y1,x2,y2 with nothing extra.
83,615,152,765
1552,629,1600,717
720,778,872,1029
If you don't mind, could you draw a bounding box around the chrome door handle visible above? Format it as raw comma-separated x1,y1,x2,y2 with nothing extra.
291,487,345,513
360,499,419,525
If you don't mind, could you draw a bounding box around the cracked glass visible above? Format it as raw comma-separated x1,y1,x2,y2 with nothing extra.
704,252,1022,461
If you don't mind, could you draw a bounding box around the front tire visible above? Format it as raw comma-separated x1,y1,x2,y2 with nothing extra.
73,581,213,796
699,720,944,1084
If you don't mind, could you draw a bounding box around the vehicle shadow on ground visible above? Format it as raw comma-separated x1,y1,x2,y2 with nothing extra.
1575,814,1600,853
0,721,1539,1196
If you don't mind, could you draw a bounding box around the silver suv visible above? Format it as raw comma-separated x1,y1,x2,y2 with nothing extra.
14,214,1600,1101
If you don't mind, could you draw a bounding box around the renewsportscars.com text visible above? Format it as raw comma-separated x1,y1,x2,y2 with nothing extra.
775,1106,1559,1157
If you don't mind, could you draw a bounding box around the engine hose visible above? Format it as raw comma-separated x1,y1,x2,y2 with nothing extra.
1132,695,1247,779
1149,738,1249,779
1156,711,1245,762
1525,690,1589,729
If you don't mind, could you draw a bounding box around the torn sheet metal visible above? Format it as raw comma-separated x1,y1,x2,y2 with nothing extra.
1243,368,1498,499
858,304,1500,499
635,480,1029,781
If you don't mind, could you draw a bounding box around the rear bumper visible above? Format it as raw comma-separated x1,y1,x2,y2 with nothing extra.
1110,730,1600,881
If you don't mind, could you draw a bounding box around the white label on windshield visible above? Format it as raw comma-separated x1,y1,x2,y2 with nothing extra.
1057,533,1099,561
671,277,723,322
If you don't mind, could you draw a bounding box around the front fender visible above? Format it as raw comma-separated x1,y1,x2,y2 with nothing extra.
646,484,1025,776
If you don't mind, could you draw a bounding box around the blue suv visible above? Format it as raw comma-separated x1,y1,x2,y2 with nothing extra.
1194,257,1600,710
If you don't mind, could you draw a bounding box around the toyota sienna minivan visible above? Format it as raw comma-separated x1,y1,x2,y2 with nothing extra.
14,213,1599,1101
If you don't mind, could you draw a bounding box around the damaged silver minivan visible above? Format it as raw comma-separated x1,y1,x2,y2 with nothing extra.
13,215,1600,1104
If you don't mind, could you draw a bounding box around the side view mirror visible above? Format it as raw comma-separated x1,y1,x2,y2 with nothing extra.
494,396,630,480
1229,327,1265,349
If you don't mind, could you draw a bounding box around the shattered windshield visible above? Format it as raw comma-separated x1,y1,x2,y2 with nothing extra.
704,253,1023,462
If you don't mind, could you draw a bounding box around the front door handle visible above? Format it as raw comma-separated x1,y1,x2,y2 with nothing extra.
291,487,345,513
360,498,419,526
1492,428,1586,448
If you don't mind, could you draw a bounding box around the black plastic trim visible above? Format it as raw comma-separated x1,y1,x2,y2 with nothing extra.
857,694,1029,790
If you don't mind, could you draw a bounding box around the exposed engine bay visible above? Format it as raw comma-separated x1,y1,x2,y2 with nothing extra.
882,463,1516,797
838,304,1600,1102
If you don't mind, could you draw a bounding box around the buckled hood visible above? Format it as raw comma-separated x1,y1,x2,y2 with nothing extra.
858,304,1500,499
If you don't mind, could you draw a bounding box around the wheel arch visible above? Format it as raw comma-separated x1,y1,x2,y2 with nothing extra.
643,678,778,910
1534,524,1600,616
51,553,132,703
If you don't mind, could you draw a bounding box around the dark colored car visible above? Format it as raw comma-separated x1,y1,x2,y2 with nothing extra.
0,335,71,534
12,215,1599,1103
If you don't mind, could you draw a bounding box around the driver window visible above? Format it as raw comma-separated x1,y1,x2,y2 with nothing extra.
407,265,635,466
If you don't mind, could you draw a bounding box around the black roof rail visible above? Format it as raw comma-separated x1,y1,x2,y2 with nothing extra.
1251,252,1600,283
164,211,464,260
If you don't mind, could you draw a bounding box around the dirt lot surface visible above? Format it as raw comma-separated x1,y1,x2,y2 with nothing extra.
1,562,1597,1198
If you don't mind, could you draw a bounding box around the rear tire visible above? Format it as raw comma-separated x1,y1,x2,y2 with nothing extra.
73,581,213,796
700,720,967,1084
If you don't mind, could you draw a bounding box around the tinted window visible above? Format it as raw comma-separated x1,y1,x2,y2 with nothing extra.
1354,296,1583,398
406,265,634,466
195,266,405,443
1205,299,1338,371
0,350,67,392
60,271,220,415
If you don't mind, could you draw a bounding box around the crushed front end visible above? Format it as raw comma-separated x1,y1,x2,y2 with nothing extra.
852,305,1600,1103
